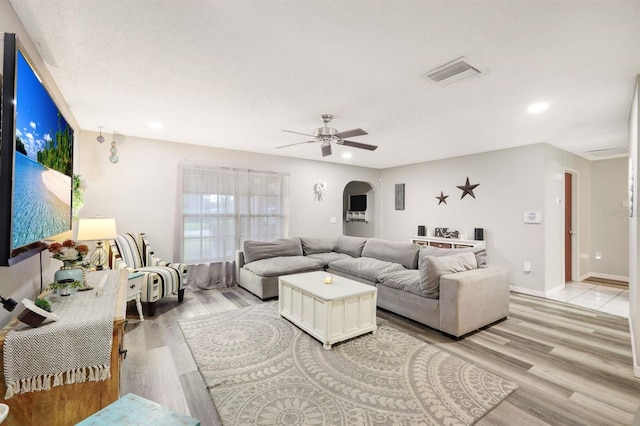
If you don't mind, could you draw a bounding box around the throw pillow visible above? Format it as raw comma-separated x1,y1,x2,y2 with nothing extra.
300,237,336,255
243,237,303,263
419,251,477,299
418,245,487,267
361,238,420,269
333,235,367,258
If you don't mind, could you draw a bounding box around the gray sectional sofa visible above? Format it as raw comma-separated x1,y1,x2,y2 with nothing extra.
235,235,510,337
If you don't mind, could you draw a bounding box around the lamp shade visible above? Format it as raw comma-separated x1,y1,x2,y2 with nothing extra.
77,217,117,241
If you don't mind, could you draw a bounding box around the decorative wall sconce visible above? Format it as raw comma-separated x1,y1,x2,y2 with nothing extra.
109,140,119,164
97,126,105,143
313,182,327,201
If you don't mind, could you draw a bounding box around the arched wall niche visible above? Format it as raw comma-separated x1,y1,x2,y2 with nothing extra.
343,181,375,237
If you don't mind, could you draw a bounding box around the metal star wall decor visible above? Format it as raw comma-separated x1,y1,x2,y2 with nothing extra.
457,177,480,199
436,191,449,205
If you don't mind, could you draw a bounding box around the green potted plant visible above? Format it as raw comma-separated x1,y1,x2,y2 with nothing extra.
49,279,83,297
17,298,59,328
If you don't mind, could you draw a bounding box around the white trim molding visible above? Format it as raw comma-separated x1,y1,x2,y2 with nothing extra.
630,317,640,378
584,272,629,283
510,283,566,298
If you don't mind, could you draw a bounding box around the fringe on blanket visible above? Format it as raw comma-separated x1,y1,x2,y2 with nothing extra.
4,364,111,399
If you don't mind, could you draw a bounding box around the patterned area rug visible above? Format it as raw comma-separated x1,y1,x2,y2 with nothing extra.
179,302,517,425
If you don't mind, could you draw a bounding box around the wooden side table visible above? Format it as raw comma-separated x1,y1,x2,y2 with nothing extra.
0,270,128,426
127,272,144,321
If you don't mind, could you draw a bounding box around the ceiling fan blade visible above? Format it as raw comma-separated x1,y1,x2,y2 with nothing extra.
341,140,378,151
334,128,368,139
321,144,332,157
282,129,317,138
275,140,317,149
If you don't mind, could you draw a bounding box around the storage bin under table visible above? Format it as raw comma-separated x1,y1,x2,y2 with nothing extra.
278,271,377,349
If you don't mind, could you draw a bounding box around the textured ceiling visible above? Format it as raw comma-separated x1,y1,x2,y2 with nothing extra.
9,0,640,169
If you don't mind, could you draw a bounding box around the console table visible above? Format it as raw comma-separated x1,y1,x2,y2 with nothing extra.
409,236,486,249
0,270,127,426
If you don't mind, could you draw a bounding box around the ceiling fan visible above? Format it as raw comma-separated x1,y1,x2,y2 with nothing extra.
276,114,378,157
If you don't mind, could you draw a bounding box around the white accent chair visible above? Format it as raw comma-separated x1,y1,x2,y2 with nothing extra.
109,232,187,317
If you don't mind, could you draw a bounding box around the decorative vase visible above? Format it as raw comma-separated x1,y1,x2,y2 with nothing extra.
54,261,83,296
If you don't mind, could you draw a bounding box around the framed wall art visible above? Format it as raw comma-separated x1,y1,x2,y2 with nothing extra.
395,184,405,210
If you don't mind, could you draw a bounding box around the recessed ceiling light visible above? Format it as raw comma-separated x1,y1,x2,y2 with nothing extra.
148,122,163,129
342,152,352,159
528,102,549,114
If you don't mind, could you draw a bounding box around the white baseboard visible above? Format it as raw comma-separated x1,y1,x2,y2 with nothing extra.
630,317,640,379
509,285,565,298
578,273,591,282
585,272,629,282
546,284,567,296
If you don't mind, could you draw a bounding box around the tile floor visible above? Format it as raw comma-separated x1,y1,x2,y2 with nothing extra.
548,281,629,318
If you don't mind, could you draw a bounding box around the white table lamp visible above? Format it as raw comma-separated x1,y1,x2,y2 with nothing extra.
77,217,117,270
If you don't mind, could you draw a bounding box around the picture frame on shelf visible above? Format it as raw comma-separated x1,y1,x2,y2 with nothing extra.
434,227,459,239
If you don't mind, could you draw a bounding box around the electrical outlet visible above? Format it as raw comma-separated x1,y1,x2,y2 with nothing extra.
523,261,532,272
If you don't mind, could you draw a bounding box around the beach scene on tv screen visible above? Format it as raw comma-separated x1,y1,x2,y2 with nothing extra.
12,51,73,251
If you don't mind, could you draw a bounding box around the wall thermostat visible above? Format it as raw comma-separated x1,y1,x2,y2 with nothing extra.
523,211,542,224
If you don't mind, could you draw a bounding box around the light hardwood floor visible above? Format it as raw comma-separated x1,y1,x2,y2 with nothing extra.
121,287,640,426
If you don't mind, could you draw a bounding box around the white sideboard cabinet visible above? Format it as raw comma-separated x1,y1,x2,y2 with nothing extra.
409,236,486,249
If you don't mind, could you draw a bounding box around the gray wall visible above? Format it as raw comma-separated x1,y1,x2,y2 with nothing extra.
77,131,381,261
590,157,629,278
378,143,592,295
0,0,78,327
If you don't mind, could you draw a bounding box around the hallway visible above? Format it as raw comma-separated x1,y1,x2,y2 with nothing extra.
549,281,629,317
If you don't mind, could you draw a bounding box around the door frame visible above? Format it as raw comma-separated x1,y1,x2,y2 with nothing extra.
564,168,580,282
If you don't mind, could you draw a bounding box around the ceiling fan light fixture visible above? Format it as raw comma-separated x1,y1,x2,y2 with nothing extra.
277,114,377,157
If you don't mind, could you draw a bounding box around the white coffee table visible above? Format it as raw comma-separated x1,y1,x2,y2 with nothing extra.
278,271,377,349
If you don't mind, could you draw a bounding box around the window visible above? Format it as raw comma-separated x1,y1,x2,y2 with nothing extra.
178,164,289,264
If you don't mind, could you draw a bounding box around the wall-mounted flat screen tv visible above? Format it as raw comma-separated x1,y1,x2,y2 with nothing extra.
349,194,367,212
0,33,74,266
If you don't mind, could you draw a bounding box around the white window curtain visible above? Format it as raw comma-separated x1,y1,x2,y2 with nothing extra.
175,163,290,289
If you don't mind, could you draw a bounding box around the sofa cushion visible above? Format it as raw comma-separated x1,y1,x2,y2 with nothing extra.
361,238,420,269
377,270,423,297
419,251,478,299
306,252,353,267
243,256,324,277
243,237,303,263
300,237,336,255
419,245,487,267
334,235,367,258
329,257,405,283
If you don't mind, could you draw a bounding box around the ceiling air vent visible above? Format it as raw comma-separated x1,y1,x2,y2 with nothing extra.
423,57,484,87
586,147,628,159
